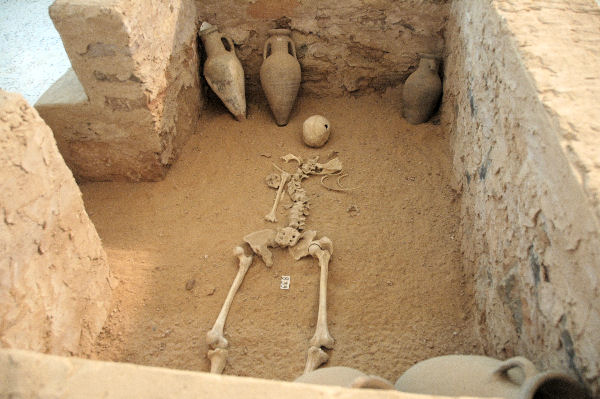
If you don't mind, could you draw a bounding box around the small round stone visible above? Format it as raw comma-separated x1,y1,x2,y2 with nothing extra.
302,115,331,148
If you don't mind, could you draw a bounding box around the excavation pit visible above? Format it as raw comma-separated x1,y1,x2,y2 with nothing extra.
83,94,478,381
1,0,599,397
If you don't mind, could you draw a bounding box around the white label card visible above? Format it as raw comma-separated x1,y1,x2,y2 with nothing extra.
280,275,290,290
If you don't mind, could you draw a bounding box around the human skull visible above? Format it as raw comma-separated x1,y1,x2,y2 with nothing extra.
302,115,331,148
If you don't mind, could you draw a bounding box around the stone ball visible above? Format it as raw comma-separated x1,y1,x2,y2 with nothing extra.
302,115,331,148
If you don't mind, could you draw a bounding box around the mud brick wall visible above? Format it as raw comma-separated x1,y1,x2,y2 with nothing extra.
443,0,600,395
196,0,449,96
36,0,202,181
0,90,112,355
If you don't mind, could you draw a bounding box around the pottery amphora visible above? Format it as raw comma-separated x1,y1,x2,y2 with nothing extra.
295,366,394,390
260,29,301,126
395,355,588,399
200,26,246,120
402,53,442,125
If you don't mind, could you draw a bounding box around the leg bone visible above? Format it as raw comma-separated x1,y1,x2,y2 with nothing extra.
304,346,329,374
207,348,228,374
265,171,289,222
206,246,253,349
308,238,335,349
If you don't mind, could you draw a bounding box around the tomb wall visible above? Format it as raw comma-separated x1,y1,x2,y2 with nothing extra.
442,0,600,395
195,0,449,96
0,90,113,356
36,0,203,181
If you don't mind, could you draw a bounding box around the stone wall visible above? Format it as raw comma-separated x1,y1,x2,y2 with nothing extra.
36,0,203,181
196,0,448,96
443,0,600,395
0,90,112,355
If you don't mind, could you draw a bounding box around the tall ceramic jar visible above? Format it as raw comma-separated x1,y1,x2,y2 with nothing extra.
200,25,246,121
402,53,442,125
395,355,587,399
260,29,301,126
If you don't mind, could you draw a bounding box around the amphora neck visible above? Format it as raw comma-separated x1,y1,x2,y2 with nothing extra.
418,54,440,73
200,28,230,56
267,29,293,56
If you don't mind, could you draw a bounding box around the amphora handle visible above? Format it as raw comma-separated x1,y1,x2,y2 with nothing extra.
493,357,539,385
286,36,297,59
263,37,273,60
221,35,235,53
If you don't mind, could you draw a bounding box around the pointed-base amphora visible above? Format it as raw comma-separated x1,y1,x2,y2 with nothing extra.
200,26,246,121
260,29,301,126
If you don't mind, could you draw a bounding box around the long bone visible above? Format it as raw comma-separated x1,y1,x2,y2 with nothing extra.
304,346,329,374
206,246,253,355
295,236,334,374
308,237,335,349
207,348,228,374
265,171,290,222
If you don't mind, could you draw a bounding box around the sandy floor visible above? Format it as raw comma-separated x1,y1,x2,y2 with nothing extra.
81,92,482,383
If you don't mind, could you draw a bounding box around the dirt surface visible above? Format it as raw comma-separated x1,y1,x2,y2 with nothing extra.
83,93,482,383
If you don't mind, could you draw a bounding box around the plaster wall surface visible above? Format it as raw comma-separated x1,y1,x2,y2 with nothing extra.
443,0,600,395
0,90,112,355
196,0,448,96
0,0,71,104
36,0,203,181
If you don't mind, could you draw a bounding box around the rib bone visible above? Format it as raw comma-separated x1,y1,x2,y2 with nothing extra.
304,346,329,374
265,171,289,222
206,246,253,351
308,237,334,349
207,348,228,374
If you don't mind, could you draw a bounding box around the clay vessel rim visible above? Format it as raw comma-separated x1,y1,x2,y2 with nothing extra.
520,371,588,399
199,26,219,36
268,28,292,36
418,53,441,60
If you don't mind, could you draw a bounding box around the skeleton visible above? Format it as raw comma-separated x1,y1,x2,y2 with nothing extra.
206,154,344,374
281,154,342,231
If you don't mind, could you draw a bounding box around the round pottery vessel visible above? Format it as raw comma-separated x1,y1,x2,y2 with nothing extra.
402,53,442,125
260,29,301,126
395,355,588,399
302,115,331,148
200,26,246,121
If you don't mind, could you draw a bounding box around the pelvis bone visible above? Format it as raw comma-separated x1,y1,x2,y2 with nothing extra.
244,229,277,267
